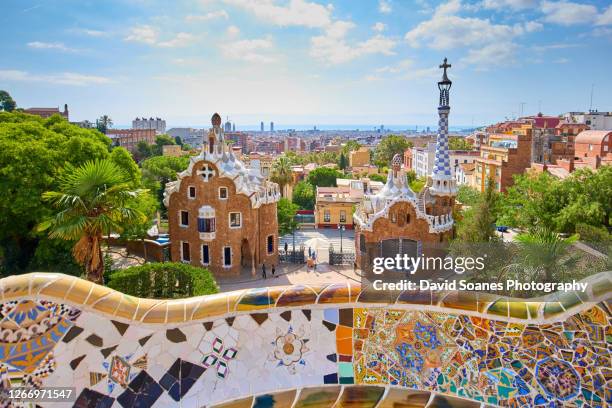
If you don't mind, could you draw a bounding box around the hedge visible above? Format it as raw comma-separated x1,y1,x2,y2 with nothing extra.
107,262,219,299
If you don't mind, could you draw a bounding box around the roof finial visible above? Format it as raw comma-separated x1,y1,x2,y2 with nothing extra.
439,57,451,81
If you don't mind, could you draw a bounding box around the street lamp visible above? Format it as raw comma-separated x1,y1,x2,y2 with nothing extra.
338,224,345,253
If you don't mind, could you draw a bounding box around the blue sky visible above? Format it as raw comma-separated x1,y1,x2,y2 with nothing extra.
1,0,611,128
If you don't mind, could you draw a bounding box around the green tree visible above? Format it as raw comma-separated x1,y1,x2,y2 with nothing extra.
292,181,315,210
368,173,386,183
38,160,148,283
141,155,190,215
373,135,413,167
152,134,176,156
0,111,113,273
134,140,154,162
270,156,292,197
96,115,113,134
277,198,298,236
338,152,348,170
342,140,361,154
174,136,183,146
455,177,499,243
510,227,579,284
110,147,141,186
307,167,343,188
0,90,16,112
448,136,472,150
456,185,481,206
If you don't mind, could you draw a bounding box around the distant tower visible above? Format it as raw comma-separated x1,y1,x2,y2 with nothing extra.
224,117,232,133
232,123,236,132
270,121,274,132
429,57,457,196
260,121,264,132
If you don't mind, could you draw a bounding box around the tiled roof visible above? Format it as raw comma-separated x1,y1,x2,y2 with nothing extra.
575,130,612,145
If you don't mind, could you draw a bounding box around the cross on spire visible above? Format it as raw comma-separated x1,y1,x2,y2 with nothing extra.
439,57,451,73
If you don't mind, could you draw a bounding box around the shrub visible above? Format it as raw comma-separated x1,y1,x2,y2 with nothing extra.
107,262,218,299
576,223,611,254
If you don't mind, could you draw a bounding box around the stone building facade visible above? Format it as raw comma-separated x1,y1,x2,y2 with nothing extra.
164,113,280,276
354,59,456,273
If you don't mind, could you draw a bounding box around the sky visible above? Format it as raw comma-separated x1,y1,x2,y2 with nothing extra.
1,0,611,128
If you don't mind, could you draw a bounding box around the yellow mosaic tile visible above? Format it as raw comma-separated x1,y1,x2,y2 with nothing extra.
28,274,62,296
113,294,139,320
0,275,30,299
191,293,229,320
318,283,351,304
64,278,94,305
90,290,123,316
236,288,271,311
166,300,186,323
141,301,168,324
294,386,342,408
440,291,479,312
39,275,78,300
131,297,162,322
211,397,253,408
507,301,528,319
396,290,433,305
487,299,509,318
276,285,318,307
377,388,431,408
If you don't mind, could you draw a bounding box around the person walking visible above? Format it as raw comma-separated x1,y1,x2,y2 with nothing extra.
271,264,276,277
284,242,288,254
262,263,267,279
308,246,312,258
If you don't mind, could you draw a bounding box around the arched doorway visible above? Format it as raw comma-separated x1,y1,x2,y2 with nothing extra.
240,239,252,268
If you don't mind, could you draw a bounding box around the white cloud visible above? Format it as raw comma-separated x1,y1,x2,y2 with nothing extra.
226,25,241,37
460,42,517,68
158,32,195,47
404,0,540,63
596,5,612,26
185,10,229,21
540,1,598,25
0,70,114,86
125,25,157,45
310,21,396,64
371,59,439,80
553,57,569,63
124,25,194,47
222,37,277,63
379,0,392,14
69,28,109,37
482,0,538,10
372,22,386,32
27,41,79,52
226,0,397,65
223,0,333,28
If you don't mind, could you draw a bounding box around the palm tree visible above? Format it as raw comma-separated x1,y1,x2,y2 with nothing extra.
510,226,579,283
271,156,293,197
38,160,147,284
96,115,113,134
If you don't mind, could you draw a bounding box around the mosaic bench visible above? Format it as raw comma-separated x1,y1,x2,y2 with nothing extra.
0,272,609,407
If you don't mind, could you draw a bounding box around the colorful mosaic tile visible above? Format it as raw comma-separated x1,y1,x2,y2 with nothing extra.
0,274,609,407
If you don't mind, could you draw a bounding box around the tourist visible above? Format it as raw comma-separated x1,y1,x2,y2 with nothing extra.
271,264,276,277
262,263,267,279
284,242,288,254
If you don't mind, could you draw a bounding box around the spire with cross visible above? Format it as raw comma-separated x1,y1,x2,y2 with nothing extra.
430,57,457,197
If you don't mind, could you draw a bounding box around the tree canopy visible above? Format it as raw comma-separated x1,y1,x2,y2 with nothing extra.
292,181,315,210
373,135,413,167
497,167,611,233
306,167,343,188
0,90,16,112
448,136,473,151
277,198,298,236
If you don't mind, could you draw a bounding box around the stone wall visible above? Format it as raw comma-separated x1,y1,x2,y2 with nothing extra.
0,273,609,407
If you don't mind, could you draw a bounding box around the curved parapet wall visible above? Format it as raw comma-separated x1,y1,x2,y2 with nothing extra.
0,272,609,407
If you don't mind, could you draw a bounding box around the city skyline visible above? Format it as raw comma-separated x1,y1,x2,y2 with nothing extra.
1,0,611,127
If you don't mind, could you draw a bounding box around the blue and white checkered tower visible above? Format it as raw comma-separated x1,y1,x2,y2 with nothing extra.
430,58,457,196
